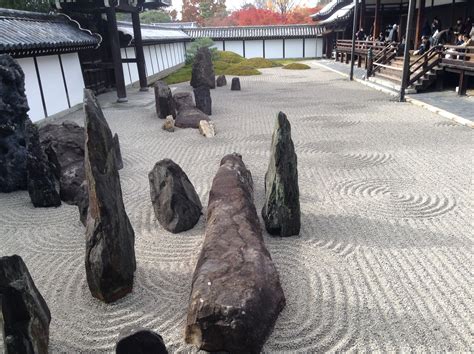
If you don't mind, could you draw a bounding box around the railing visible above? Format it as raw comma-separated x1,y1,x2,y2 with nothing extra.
408,45,443,86
440,45,474,70
371,43,399,74
336,39,389,55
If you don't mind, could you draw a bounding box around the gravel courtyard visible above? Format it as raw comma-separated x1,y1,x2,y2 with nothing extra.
0,62,472,352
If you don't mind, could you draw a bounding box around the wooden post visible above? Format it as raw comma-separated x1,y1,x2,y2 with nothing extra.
132,11,148,92
350,0,359,81
415,0,425,49
451,0,455,28
400,0,416,102
367,47,373,77
458,71,468,96
106,7,127,102
373,0,381,39
359,0,366,31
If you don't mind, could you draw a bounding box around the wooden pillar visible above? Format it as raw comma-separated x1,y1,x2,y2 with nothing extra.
106,7,127,102
451,0,455,28
350,0,359,81
373,0,381,39
359,0,366,31
458,71,468,96
415,0,426,48
132,11,148,92
400,0,416,102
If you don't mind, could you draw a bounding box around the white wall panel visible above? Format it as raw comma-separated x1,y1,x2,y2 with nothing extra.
121,48,132,85
245,40,264,58
125,47,139,83
153,45,162,72
17,57,44,122
316,38,323,58
225,40,244,56
60,53,84,107
144,46,155,75
212,41,224,51
285,39,304,59
36,55,68,116
265,39,284,59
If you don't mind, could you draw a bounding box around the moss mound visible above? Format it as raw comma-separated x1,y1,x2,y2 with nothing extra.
225,64,261,76
282,63,311,70
163,65,192,84
216,51,245,64
241,57,279,68
213,60,231,74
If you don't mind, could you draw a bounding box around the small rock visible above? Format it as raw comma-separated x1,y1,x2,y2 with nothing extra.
162,115,175,132
154,80,176,119
173,92,194,111
193,85,212,115
191,47,215,89
175,108,209,129
199,120,215,138
148,159,202,233
113,133,124,170
231,77,241,91
216,75,227,87
116,327,168,354
0,255,51,354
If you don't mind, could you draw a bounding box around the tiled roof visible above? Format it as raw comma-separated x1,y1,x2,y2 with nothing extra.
117,22,191,45
311,0,352,21
0,8,101,57
318,3,354,26
184,24,322,40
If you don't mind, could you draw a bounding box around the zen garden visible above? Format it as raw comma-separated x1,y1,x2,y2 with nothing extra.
0,0,472,353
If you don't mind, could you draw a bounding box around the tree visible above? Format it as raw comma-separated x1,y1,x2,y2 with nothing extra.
0,0,50,12
182,0,200,22
271,0,299,15
182,0,227,25
140,10,171,24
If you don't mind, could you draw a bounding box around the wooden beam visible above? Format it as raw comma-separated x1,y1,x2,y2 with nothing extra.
373,0,381,39
132,11,148,92
359,0,366,31
415,0,426,48
106,7,127,102
400,0,416,102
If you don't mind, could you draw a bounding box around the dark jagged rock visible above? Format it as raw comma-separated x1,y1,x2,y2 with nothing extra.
193,86,212,115
0,55,29,192
175,108,209,129
216,75,227,87
154,80,176,119
77,181,89,226
190,47,215,89
262,112,300,237
84,89,136,303
148,159,202,233
173,92,194,111
0,255,51,354
113,133,124,170
116,327,168,354
185,153,285,353
25,120,61,208
231,77,241,91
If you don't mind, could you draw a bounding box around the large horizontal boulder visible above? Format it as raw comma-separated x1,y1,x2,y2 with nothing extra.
190,47,215,89
175,108,209,129
0,255,51,354
262,112,300,237
173,92,194,111
154,80,176,119
116,327,168,354
185,153,285,353
148,159,202,233
84,89,136,303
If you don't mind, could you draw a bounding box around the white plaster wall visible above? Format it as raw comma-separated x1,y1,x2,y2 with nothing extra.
225,40,244,57
60,53,84,107
121,48,132,85
265,39,284,59
144,46,155,75
125,47,139,84
212,41,224,51
16,57,44,122
316,38,323,58
36,55,69,117
285,39,304,59
245,40,264,58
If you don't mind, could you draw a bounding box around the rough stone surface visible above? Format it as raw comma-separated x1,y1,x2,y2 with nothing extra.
148,159,202,233
231,77,241,91
113,133,124,170
116,327,168,354
0,55,28,192
175,108,209,129
25,120,61,208
193,86,212,115
173,92,194,111
216,75,227,87
162,115,175,132
84,89,136,303
154,80,176,119
0,255,51,354
185,153,285,353
198,120,215,137
190,47,215,89
262,112,300,237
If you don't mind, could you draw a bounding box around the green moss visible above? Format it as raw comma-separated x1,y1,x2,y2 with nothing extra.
241,57,280,68
213,60,231,74
216,51,245,64
163,65,192,85
225,64,261,76
282,63,311,70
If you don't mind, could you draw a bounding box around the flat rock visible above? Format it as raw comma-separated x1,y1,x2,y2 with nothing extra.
185,153,285,353
0,255,51,354
231,77,241,91
84,89,136,303
116,327,168,354
216,75,227,87
262,112,300,236
148,159,202,233
175,108,209,129
190,47,215,89
173,92,194,111
154,80,176,119
199,120,215,137
193,86,212,115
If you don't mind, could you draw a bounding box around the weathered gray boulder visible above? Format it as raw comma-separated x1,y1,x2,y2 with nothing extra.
0,55,29,192
173,92,194,111
190,47,215,89
148,159,202,233
84,89,136,303
116,327,168,354
154,80,176,119
0,255,51,354
185,153,285,353
162,115,175,132
25,120,61,208
113,133,124,170
216,75,227,87
231,77,241,91
175,108,209,129
193,86,212,115
262,112,300,237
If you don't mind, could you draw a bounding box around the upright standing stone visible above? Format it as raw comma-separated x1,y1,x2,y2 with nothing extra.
84,89,136,303
0,55,29,192
193,86,212,115
185,153,285,353
190,47,215,89
25,120,61,208
113,133,124,170
148,159,202,233
154,80,176,119
262,112,300,237
0,255,51,354
216,75,227,87
116,327,168,354
173,92,194,111
231,77,241,91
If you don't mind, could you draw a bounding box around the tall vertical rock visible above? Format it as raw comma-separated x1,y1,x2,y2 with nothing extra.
0,55,29,192
193,86,212,115
0,255,51,354
185,153,285,353
83,89,136,303
262,112,300,237
154,80,176,119
190,47,215,89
